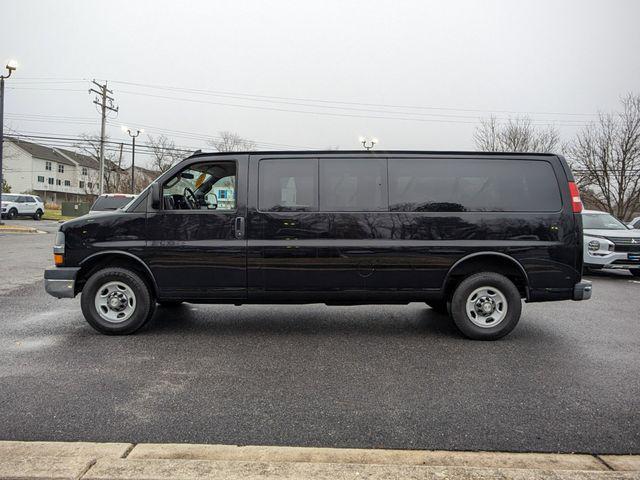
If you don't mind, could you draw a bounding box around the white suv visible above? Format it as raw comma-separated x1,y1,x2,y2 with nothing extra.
1,194,45,220
583,209,640,277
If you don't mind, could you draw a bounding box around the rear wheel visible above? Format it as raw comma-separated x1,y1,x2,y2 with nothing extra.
450,272,522,340
80,267,155,335
631,269,640,277
33,209,43,220
7,208,18,220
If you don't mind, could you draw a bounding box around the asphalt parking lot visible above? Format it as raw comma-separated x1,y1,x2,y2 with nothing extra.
0,221,638,454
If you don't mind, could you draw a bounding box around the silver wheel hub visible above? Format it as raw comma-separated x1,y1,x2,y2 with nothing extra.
466,286,507,328
95,281,136,323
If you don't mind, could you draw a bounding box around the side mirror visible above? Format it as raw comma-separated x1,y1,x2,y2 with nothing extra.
150,183,161,209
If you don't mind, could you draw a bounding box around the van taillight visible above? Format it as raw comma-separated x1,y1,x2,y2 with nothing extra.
568,182,583,213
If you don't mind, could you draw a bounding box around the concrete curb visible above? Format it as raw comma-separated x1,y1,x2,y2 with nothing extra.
83,459,640,480
128,444,609,471
0,442,638,480
0,225,45,234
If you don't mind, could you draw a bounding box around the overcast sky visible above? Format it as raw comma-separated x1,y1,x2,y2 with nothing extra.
2,0,640,166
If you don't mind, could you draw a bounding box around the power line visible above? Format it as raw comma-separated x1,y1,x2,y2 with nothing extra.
5,75,601,119
115,88,593,127
109,79,600,118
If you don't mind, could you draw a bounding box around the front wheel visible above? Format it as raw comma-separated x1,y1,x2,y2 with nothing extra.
631,269,640,277
450,272,522,340
33,209,43,220
80,267,156,335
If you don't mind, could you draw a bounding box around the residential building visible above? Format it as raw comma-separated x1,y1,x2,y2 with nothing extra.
2,138,160,203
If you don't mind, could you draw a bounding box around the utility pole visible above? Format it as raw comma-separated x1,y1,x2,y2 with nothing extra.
0,59,18,225
89,80,118,195
122,126,143,194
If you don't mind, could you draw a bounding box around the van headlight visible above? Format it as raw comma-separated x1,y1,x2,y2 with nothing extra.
587,240,600,252
53,231,65,266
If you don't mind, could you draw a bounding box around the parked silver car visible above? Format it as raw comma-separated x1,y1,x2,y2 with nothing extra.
583,210,640,277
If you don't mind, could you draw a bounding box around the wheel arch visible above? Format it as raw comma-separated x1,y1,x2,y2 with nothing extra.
76,251,158,297
442,252,530,301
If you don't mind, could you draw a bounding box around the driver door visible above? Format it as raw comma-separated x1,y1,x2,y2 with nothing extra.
145,157,247,300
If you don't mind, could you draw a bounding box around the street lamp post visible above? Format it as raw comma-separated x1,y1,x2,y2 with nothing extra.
0,59,18,226
121,126,143,194
359,136,378,151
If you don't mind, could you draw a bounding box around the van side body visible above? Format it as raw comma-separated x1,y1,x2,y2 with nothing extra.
45,151,591,338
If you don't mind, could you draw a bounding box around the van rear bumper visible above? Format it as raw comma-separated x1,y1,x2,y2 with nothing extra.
44,267,80,298
573,280,592,301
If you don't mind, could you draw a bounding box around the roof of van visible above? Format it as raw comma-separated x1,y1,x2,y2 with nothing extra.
183,150,560,161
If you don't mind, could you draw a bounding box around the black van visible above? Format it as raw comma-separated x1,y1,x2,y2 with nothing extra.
44,151,591,340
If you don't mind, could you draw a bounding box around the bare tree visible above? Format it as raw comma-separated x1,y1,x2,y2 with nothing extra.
146,134,187,173
74,133,122,193
208,131,257,152
474,116,560,153
566,93,640,220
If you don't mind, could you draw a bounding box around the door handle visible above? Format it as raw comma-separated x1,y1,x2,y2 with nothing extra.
234,216,245,239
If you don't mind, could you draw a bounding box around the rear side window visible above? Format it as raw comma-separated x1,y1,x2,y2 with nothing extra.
388,158,561,212
259,158,318,212
319,159,387,211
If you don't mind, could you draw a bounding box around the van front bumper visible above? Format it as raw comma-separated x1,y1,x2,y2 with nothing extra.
573,280,592,301
44,267,80,298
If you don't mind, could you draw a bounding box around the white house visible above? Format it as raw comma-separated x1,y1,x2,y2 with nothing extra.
3,138,102,203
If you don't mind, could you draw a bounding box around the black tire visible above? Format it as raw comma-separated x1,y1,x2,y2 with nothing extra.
631,269,640,277
80,267,156,335
450,272,522,341
426,300,449,315
157,300,183,307
33,209,43,220
7,208,18,220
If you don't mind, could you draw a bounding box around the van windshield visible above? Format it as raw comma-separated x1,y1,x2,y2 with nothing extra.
91,196,135,211
582,213,628,230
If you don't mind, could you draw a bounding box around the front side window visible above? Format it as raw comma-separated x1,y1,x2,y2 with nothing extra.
319,158,387,211
259,158,318,212
162,161,236,211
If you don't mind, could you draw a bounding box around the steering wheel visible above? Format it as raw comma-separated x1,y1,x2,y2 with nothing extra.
184,187,198,209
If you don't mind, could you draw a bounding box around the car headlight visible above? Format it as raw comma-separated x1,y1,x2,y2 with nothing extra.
588,240,600,252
